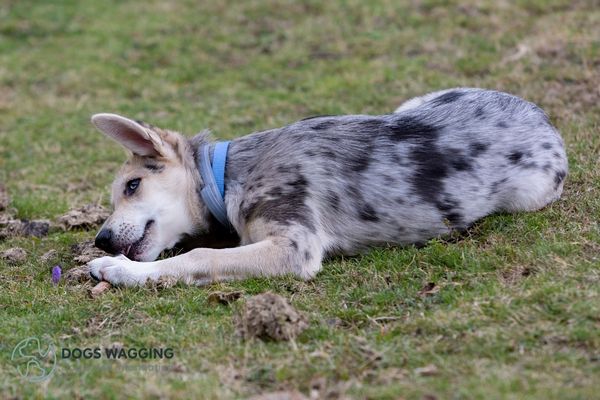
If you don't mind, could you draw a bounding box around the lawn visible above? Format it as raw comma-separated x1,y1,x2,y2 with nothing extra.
1,0,599,398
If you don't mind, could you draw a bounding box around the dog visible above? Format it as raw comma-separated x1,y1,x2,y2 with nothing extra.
88,88,568,286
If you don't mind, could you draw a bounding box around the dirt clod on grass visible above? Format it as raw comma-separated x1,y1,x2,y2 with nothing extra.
64,265,92,283
208,290,243,305
418,282,440,297
40,249,58,263
248,391,309,400
156,275,178,289
235,292,308,341
71,240,108,264
501,265,536,285
0,212,12,225
0,185,50,239
0,219,50,239
1,247,27,264
65,241,108,285
0,184,9,210
415,364,439,377
57,203,109,230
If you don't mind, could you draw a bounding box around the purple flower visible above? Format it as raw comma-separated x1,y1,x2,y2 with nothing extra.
51,265,61,285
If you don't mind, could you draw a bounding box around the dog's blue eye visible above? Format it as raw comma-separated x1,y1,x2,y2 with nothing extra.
125,178,141,195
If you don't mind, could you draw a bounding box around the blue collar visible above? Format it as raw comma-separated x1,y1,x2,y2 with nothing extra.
197,141,231,228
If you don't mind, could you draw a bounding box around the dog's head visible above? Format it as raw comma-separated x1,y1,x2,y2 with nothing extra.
91,114,207,261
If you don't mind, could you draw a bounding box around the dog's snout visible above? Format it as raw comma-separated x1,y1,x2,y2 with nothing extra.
95,229,116,253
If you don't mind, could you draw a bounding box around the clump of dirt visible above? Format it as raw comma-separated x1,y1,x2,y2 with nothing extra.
40,249,58,263
248,391,309,400
235,292,308,341
0,219,50,239
208,290,243,305
415,364,439,377
57,203,109,230
71,240,108,264
501,265,536,285
64,265,91,283
156,275,178,289
1,247,27,265
0,212,12,225
0,184,9,210
418,282,440,297
0,185,50,240
62,241,109,286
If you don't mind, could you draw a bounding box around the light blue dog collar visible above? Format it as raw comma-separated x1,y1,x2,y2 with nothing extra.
197,141,231,228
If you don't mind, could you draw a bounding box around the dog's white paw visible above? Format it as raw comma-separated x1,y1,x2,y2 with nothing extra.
88,255,158,287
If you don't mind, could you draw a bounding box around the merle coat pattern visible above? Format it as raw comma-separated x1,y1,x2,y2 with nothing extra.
88,88,567,286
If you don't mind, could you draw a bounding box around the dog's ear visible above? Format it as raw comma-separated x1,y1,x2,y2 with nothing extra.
91,113,164,157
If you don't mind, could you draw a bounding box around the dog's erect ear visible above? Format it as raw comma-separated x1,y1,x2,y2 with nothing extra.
91,113,164,157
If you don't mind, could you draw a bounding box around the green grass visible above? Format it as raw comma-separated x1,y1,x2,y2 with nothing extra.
1,0,599,398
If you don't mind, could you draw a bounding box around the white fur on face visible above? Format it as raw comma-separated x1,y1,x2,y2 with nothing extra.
102,160,197,262
139,167,196,260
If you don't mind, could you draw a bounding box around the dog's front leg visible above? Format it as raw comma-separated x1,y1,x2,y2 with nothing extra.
88,236,323,287
88,254,163,286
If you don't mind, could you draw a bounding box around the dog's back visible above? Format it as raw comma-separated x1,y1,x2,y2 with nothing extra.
226,88,567,255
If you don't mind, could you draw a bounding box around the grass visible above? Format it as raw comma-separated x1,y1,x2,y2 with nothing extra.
1,0,599,398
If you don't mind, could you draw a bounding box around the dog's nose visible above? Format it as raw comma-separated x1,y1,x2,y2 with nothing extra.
95,229,116,253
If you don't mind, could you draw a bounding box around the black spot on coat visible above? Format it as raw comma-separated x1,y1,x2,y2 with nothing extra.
521,162,537,169
266,187,283,197
359,204,379,222
436,195,463,226
445,212,462,225
450,154,473,172
554,170,566,189
348,152,371,172
304,250,311,262
386,116,440,142
469,142,489,157
312,120,336,130
431,90,465,105
507,151,523,164
474,106,485,119
407,124,449,209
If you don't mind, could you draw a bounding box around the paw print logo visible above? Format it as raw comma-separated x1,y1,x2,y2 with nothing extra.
11,337,56,382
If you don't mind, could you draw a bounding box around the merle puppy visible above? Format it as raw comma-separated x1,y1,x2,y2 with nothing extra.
88,88,567,286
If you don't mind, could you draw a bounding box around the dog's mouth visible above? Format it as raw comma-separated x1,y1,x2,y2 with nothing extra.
125,219,154,260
